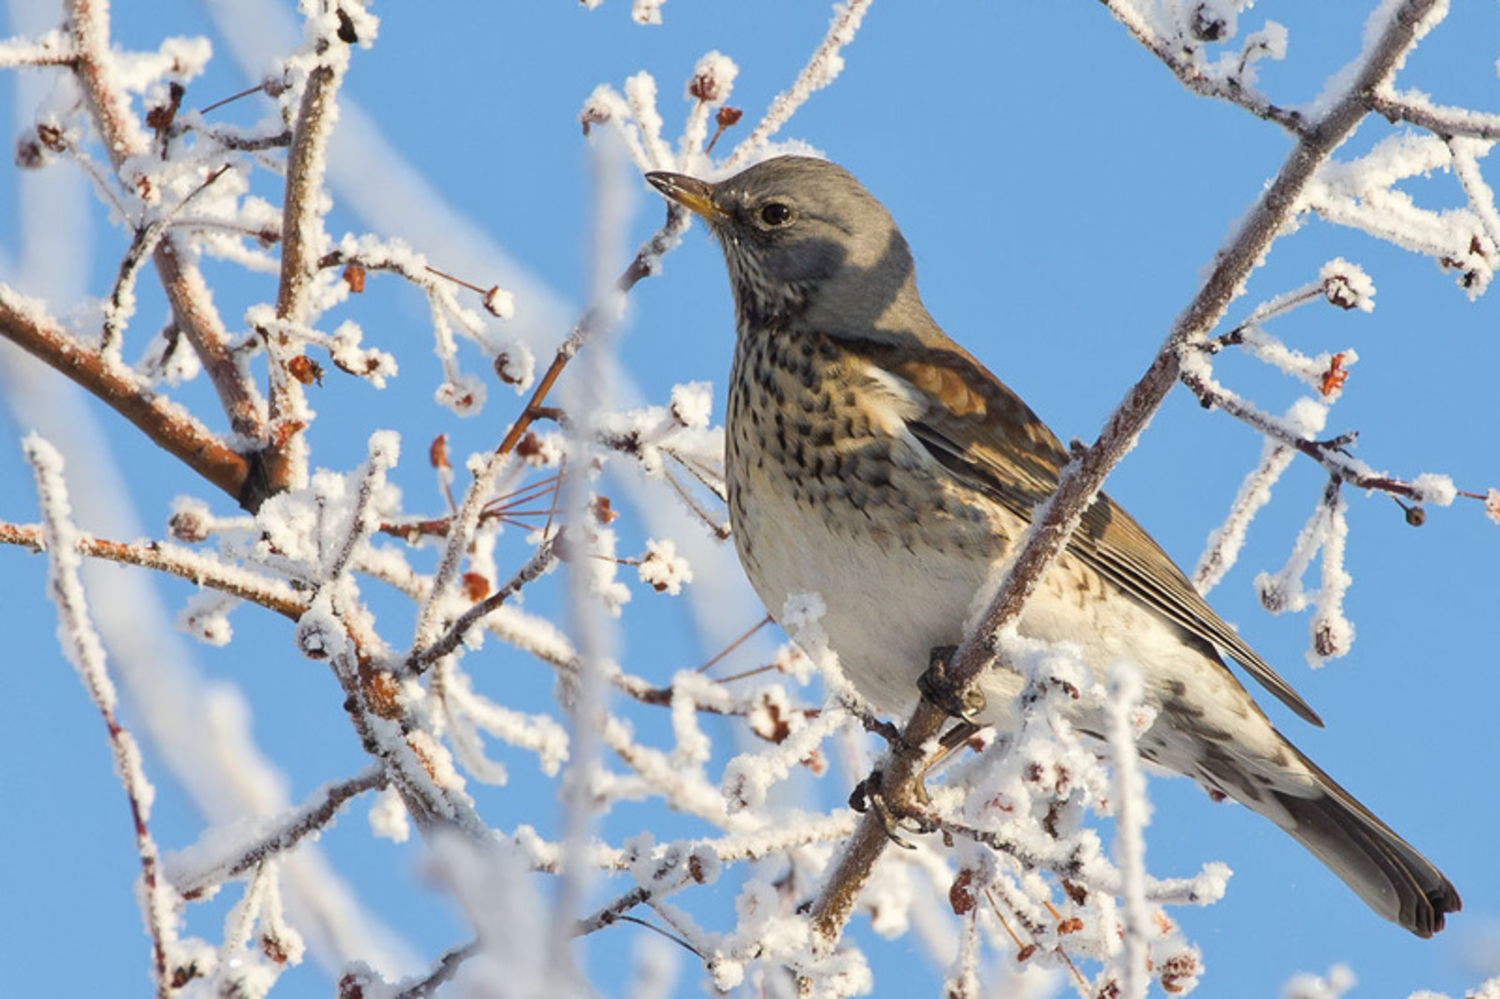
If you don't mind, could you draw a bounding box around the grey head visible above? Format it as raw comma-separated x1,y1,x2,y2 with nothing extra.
645,156,932,340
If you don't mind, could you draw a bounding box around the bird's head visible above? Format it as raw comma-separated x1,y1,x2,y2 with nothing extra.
646,155,924,337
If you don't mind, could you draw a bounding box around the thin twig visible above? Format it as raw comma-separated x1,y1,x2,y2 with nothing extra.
0,521,305,620
23,436,177,993
198,83,266,115
696,614,774,674
169,767,387,897
102,164,234,356
1368,91,1500,140
574,885,652,936
1178,367,1438,504
405,206,691,661
409,538,558,672
1098,0,1307,134
325,435,397,581
724,0,875,169
390,940,480,999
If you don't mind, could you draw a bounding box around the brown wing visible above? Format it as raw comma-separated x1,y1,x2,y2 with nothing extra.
857,336,1324,728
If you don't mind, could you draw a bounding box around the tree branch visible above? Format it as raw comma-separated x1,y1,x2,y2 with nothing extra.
168,766,388,898
23,436,178,993
1369,91,1500,140
0,289,250,500
408,537,557,673
257,45,349,505
65,0,268,470
1098,0,1308,134
388,940,479,999
405,205,691,662
0,520,305,618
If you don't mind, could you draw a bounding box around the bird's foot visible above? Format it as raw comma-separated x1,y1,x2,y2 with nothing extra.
849,770,928,850
918,645,986,725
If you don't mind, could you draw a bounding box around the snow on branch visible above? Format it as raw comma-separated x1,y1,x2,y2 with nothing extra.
22,435,182,991
1371,90,1500,141
581,0,872,183
167,766,387,899
64,0,268,450
1302,134,1497,297
1101,0,1303,131
1107,661,1151,999
724,0,873,169
0,287,251,500
10,0,1496,995
0,27,73,67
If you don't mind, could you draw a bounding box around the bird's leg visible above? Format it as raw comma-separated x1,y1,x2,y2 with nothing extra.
849,673,986,849
918,644,986,725
848,769,918,850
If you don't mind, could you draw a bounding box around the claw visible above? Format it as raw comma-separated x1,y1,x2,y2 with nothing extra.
849,771,917,850
918,645,986,724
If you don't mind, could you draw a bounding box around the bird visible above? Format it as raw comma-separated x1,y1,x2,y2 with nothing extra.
644,155,1460,938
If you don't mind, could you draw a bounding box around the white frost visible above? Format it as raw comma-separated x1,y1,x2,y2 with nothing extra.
368,787,411,844
637,538,693,594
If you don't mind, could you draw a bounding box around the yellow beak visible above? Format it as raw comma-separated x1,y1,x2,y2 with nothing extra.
645,171,729,227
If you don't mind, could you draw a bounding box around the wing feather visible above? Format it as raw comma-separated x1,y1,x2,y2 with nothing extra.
849,337,1324,728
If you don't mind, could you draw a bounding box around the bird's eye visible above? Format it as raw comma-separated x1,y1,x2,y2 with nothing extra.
759,202,793,227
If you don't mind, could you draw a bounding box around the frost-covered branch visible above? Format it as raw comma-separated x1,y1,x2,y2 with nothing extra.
386,940,479,999
1178,351,1458,511
0,28,74,67
0,288,250,499
409,537,558,671
65,0,268,451
575,886,653,936
23,435,180,992
723,0,874,168
264,7,365,499
1107,662,1150,999
406,209,690,663
1194,439,1296,593
168,766,387,898
1099,0,1305,133
100,165,234,357
1369,90,1500,140
0,521,305,619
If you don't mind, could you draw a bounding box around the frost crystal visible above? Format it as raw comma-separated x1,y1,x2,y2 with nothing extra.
668,380,713,429
637,539,692,594
1320,257,1376,311
1410,472,1457,506
632,0,666,25
686,51,738,103
483,286,515,318
368,787,411,843
434,373,487,416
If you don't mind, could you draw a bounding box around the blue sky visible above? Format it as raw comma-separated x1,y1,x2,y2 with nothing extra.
2,2,1498,996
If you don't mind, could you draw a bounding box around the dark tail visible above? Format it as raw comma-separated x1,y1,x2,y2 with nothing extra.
1271,749,1460,938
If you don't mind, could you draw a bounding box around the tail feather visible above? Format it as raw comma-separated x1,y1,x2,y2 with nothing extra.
1271,751,1460,938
